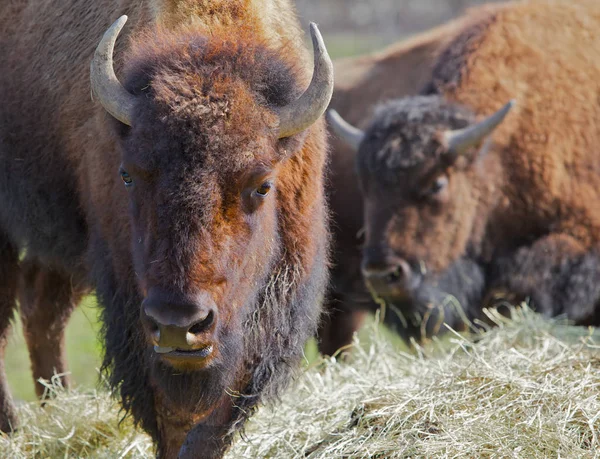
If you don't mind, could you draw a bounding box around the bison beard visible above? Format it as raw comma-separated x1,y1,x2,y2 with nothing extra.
147,294,245,415
97,238,326,451
150,350,239,415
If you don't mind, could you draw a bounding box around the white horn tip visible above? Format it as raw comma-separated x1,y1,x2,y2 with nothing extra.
105,15,128,37
308,22,327,56
497,98,517,120
275,21,333,138
326,109,339,122
309,22,320,36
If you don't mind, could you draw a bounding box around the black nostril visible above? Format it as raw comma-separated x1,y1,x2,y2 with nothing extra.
385,268,403,284
145,316,161,344
188,310,214,336
386,260,412,286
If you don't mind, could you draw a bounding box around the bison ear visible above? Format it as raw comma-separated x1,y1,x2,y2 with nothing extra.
443,100,515,159
326,109,365,151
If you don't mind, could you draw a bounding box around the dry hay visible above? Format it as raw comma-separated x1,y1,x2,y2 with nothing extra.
2,306,599,458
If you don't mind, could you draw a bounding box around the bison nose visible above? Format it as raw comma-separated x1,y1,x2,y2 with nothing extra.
361,253,413,295
141,287,217,351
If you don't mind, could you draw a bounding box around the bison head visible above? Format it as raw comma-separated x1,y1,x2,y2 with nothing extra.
328,95,513,336
90,17,332,414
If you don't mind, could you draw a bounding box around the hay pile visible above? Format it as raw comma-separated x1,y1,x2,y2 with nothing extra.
0,377,152,458
2,307,599,458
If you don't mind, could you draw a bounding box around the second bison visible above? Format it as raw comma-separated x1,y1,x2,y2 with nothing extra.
328,0,600,344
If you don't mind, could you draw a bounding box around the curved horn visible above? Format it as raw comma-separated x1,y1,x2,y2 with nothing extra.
276,23,334,138
444,100,515,156
90,15,135,126
326,109,365,151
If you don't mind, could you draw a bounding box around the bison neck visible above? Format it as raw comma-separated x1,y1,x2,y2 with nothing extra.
472,154,548,265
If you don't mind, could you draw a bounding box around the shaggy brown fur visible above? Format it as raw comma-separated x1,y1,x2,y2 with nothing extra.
320,13,474,354
348,0,600,342
0,1,329,458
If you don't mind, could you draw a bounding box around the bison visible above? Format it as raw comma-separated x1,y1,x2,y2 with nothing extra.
319,10,478,354
327,0,600,345
0,1,333,457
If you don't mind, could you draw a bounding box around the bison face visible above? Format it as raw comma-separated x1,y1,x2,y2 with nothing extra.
330,95,513,323
122,117,281,373
90,17,333,414
117,86,288,412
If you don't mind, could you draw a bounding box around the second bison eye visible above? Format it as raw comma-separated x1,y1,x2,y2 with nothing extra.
419,175,449,203
120,169,133,187
254,182,272,197
427,176,448,196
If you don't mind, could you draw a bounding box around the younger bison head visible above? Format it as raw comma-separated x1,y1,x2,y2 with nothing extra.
328,95,513,325
90,17,332,413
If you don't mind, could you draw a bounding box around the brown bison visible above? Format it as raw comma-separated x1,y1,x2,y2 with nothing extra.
0,1,333,457
327,0,600,345
319,11,475,354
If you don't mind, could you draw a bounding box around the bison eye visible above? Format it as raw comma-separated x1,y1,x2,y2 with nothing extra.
120,169,133,187
254,182,272,197
426,176,448,196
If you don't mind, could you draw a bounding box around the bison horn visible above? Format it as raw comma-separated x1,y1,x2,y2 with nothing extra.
90,15,135,126
275,23,334,139
444,100,515,156
326,109,365,151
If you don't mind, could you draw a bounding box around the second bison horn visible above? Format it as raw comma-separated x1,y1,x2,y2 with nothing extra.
444,100,516,157
326,109,365,151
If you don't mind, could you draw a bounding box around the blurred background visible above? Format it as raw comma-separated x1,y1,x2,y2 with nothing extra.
7,0,504,402
296,0,504,57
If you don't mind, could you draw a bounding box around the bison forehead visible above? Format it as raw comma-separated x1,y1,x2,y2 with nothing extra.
359,95,475,180
372,95,473,131
124,97,275,179
122,71,282,177
151,69,276,128
152,70,277,154
120,30,303,170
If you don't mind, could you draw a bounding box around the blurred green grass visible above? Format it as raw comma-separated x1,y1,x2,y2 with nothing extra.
6,296,103,401
322,33,393,59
